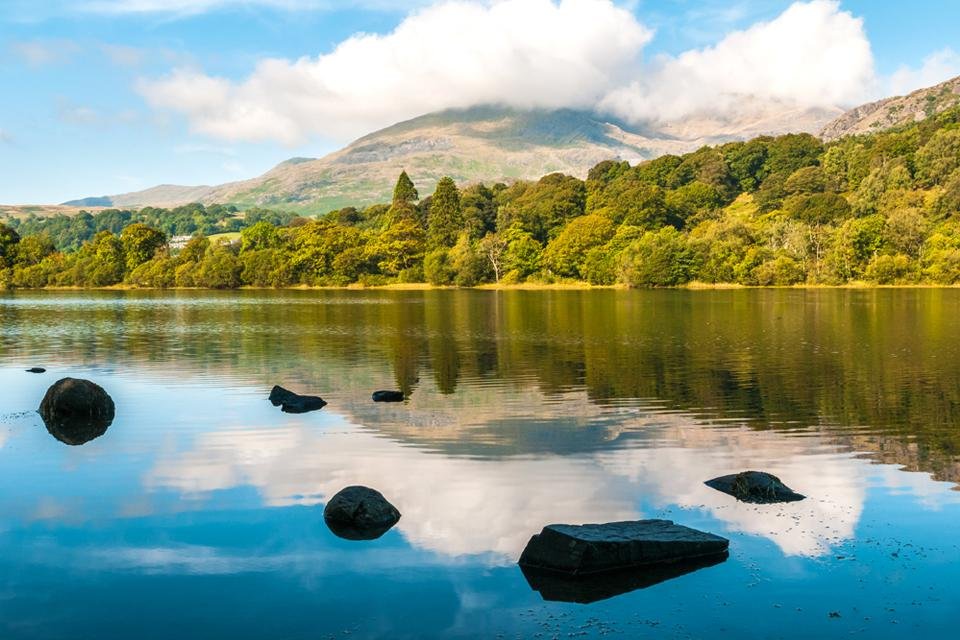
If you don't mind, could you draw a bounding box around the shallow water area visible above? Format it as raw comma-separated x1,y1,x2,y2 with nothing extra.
1,289,958,638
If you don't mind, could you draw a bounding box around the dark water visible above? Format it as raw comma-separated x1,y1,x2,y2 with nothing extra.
1,289,958,639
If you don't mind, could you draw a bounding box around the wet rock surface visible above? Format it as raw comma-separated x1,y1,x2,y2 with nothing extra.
518,520,729,576
38,377,115,445
705,470,806,504
323,485,401,540
521,551,728,603
371,390,404,403
269,385,327,414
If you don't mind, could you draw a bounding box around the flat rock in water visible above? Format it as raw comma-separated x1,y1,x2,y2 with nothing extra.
38,377,115,446
268,385,327,414
518,520,729,576
372,390,404,403
26,367,46,374
323,485,401,540
705,470,805,504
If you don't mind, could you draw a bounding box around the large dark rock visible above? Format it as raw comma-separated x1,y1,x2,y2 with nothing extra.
518,520,729,576
521,552,728,604
371,390,404,403
268,385,327,414
323,485,401,540
705,470,805,504
38,377,115,446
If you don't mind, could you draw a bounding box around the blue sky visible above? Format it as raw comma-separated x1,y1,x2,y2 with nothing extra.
1,0,959,204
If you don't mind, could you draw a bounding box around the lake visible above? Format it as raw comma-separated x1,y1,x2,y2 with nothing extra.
1,289,958,639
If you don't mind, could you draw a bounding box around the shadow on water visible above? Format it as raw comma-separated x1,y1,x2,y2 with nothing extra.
40,413,112,446
520,552,729,604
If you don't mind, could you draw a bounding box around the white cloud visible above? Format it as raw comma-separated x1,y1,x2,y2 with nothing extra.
8,39,80,67
0,129,13,144
886,48,960,97
100,43,145,67
134,0,958,146
137,0,652,143
81,0,429,15
600,0,874,124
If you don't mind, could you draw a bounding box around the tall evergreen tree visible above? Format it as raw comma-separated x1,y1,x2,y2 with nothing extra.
393,170,418,205
427,177,463,249
387,171,420,225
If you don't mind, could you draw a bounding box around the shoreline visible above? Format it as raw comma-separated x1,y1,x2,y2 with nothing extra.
8,281,960,292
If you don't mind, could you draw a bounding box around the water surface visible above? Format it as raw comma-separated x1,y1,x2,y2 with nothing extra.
1,289,958,638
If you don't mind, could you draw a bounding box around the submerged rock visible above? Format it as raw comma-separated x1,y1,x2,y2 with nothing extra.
268,385,327,414
518,520,729,576
323,485,401,540
521,552,728,604
25,367,46,374
705,470,805,504
38,377,115,446
371,390,404,403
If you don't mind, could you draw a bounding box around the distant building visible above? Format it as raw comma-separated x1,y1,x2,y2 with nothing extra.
169,235,193,250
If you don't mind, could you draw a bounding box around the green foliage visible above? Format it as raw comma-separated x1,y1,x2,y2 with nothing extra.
620,227,693,287
4,204,287,253
240,221,282,252
498,173,585,243
240,248,294,287
120,223,167,272
543,214,614,279
502,227,543,280
915,129,960,186
784,192,851,225
198,246,242,289
10,108,960,289
0,222,21,268
424,249,455,285
722,138,770,191
427,177,463,249
764,133,822,176
374,217,426,276
387,171,420,224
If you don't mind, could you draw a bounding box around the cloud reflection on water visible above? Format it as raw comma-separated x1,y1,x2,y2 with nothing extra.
145,395,873,560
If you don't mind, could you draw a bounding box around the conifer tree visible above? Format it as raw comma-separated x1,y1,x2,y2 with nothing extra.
427,177,463,249
387,171,420,225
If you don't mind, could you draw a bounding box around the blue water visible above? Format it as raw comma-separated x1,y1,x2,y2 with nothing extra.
1,290,958,638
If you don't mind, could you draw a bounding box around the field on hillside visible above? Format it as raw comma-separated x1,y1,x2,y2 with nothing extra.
0,205,104,220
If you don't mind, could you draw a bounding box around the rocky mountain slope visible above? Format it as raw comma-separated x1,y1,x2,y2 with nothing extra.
820,75,960,140
63,103,840,213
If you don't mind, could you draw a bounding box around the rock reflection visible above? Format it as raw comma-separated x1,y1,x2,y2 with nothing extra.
520,553,729,604
41,414,111,445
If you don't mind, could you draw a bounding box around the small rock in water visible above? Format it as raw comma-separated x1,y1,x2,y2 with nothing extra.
323,485,401,540
705,470,805,504
268,385,327,414
26,367,46,374
371,390,404,403
38,377,115,445
518,520,729,576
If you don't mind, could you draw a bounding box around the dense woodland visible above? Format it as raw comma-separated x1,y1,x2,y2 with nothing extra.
3,106,960,289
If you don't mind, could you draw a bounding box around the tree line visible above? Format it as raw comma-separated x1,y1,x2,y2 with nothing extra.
2,105,960,289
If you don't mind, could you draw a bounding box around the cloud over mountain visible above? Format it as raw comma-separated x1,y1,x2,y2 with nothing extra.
139,0,650,143
136,0,957,145
599,0,875,124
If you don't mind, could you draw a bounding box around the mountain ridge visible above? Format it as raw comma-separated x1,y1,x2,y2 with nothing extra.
820,75,960,140
62,103,840,213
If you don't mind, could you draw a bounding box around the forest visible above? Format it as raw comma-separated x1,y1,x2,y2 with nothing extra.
2,105,960,289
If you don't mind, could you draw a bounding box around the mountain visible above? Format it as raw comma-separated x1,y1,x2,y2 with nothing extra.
820,75,960,141
63,103,842,213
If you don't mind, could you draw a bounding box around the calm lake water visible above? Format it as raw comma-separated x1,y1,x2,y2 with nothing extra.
1,289,959,639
